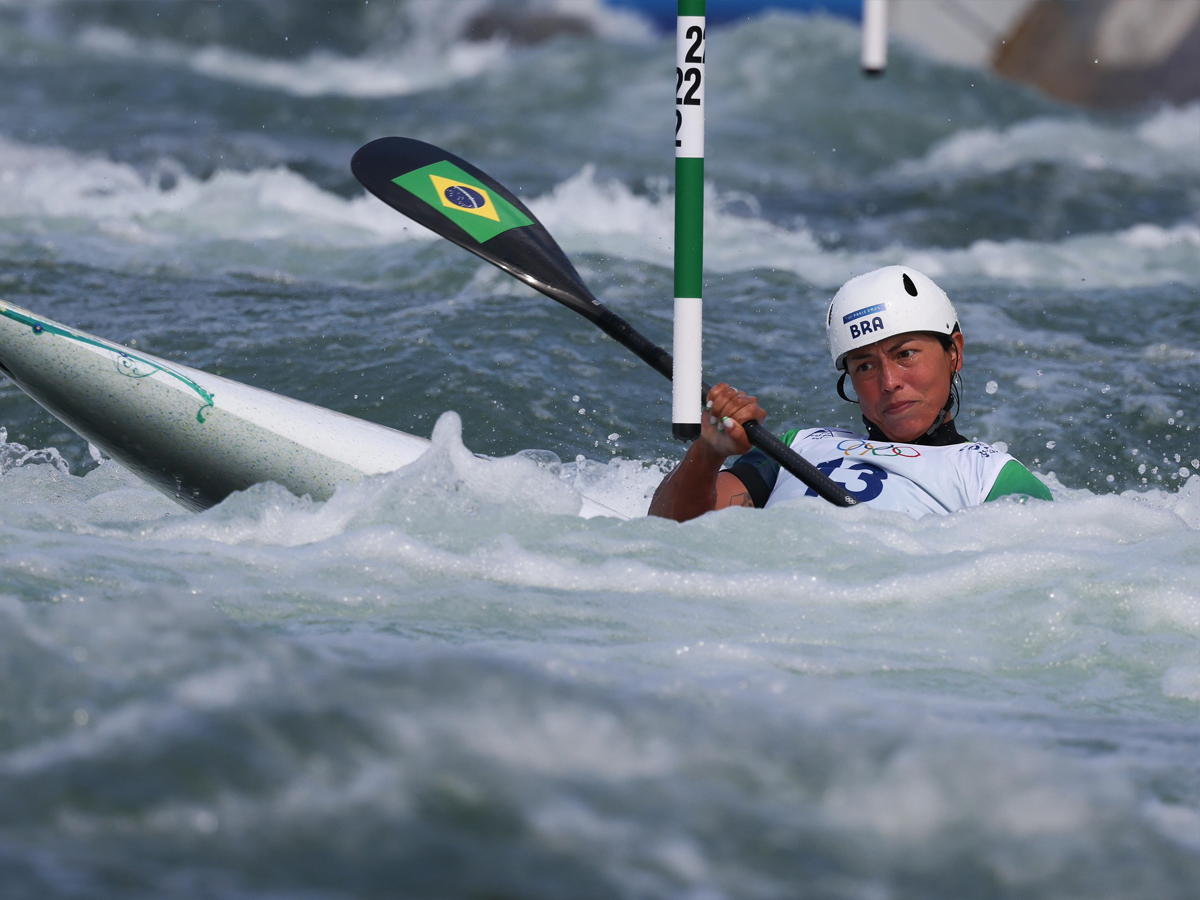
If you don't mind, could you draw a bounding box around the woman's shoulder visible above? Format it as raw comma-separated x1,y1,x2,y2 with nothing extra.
947,441,1054,502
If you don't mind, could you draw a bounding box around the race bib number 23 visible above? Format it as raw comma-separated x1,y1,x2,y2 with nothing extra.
803,458,888,502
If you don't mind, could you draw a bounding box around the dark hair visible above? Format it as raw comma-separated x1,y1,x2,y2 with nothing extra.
935,323,963,354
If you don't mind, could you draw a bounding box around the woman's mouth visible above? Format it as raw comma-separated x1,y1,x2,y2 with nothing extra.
883,400,919,416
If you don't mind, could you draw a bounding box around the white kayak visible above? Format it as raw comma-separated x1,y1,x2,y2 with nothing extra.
0,300,625,519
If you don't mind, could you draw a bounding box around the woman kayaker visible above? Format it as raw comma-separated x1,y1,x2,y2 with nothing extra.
649,265,1052,521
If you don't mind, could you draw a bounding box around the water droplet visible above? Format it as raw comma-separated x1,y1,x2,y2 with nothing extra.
607,433,620,442
985,380,998,394
571,395,580,403
73,709,89,726
1046,440,1056,449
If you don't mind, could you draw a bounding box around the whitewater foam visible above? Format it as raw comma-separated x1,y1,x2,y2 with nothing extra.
78,24,508,99
73,0,653,99
892,104,1200,181
3,134,1195,290
0,136,415,244
535,166,1199,289
5,419,1200,621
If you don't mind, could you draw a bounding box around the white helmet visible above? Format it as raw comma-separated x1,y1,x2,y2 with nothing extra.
826,266,959,370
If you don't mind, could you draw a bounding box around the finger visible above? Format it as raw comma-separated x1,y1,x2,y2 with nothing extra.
724,394,767,425
720,392,755,417
706,391,740,420
701,391,733,443
709,387,749,419
705,383,733,407
718,415,752,450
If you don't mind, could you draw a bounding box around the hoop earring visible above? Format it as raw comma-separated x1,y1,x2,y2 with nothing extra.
836,372,859,405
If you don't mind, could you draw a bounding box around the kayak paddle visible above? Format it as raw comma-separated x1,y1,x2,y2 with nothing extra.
350,137,857,508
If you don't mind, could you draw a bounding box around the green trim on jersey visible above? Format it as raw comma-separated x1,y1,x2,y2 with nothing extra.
985,459,1053,503
779,428,800,448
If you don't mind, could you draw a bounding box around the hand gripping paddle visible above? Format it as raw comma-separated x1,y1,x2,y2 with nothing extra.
351,137,857,508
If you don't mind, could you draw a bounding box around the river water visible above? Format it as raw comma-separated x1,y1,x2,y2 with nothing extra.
1,2,1198,897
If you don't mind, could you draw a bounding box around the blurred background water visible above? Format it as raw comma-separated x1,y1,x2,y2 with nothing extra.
0,1,1198,897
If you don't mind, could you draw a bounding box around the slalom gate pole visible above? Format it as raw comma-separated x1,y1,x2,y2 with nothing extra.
861,0,888,76
672,0,705,441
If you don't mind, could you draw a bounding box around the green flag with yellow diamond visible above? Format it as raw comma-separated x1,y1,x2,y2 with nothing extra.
392,160,532,244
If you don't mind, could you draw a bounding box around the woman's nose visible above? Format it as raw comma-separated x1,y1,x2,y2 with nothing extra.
878,360,904,391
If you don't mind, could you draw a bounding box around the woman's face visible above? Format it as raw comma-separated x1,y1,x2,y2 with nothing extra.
844,331,964,443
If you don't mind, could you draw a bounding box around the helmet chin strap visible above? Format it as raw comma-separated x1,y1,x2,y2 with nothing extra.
924,390,954,435
926,348,962,435
836,371,857,404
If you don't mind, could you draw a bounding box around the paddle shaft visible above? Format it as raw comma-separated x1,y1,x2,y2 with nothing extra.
594,308,858,507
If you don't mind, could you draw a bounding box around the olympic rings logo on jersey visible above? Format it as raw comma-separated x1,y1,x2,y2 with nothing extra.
836,439,921,458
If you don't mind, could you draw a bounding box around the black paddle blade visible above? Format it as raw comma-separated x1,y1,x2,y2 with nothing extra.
352,137,605,323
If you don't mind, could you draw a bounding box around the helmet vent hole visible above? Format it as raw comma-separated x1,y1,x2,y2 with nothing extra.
902,273,918,296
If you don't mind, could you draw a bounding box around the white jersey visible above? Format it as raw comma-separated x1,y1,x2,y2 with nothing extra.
765,427,1017,518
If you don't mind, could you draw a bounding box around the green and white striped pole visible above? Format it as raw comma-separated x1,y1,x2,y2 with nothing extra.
676,0,700,441
673,0,705,441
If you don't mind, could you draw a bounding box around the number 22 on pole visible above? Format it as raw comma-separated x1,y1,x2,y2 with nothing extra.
673,0,705,441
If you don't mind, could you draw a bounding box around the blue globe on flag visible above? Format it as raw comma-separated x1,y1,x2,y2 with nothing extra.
443,184,487,210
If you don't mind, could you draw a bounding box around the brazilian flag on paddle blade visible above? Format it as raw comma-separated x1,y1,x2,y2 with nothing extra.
393,160,532,244
351,137,605,324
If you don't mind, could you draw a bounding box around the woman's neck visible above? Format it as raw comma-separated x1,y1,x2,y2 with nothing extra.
862,415,967,446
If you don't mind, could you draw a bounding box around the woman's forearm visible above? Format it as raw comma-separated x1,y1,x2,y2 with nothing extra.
648,440,727,522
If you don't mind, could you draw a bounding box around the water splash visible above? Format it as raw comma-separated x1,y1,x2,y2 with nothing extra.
0,426,69,477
